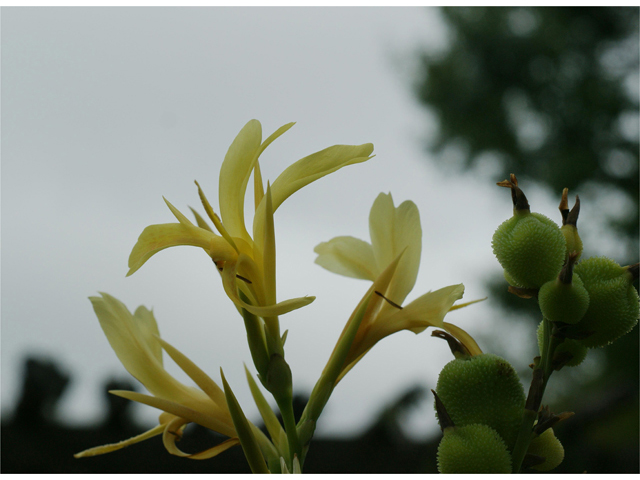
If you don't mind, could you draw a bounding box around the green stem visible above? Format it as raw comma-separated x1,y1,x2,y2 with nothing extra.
511,317,562,473
275,395,302,470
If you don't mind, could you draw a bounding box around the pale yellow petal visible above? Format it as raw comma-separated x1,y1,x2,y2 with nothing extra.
126,223,236,276
164,197,195,226
90,293,168,390
74,423,166,458
189,206,214,232
157,336,227,409
443,322,483,356
268,143,374,212
256,122,295,160
369,193,422,307
111,390,236,438
252,143,374,241
314,236,377,281
260,185,277,306
91,294,222,412
133,305,163,366
331,252,405,382
218,119,263,245
387,284,465,335
162,416,240,459
222,259,315,317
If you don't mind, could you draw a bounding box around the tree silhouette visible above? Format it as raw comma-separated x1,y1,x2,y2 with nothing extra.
414,7,638,473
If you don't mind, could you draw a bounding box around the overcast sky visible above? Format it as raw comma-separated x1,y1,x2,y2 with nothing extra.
2,6,612,442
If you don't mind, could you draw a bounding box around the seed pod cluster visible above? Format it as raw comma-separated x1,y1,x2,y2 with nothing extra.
435,353,525,452
494,175,638,351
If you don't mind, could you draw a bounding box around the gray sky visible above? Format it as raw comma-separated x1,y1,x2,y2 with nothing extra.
2,7,609,440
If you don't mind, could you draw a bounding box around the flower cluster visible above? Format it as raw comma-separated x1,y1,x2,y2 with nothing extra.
76,120,475,472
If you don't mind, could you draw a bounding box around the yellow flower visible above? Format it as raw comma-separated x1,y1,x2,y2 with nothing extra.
75,293,243,459
315,193,481,382
127,120,374,321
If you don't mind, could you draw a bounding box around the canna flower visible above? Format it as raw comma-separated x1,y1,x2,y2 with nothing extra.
75,293,251,459
127,120,374,322
315,193,482,382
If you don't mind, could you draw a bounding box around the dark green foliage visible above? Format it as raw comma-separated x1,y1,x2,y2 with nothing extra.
416,7,639,258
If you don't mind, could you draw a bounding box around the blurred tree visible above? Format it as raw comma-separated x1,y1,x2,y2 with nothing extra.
417,6,638,258
414,6,638,473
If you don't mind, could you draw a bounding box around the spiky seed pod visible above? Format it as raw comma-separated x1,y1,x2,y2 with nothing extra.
492,176,566,289
567,257,639,348
435,353,525,451
538,254,590,325
437,424,512,473
526,427,564,471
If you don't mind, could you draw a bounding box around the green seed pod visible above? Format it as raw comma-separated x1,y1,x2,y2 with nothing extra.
492,176,566,289
435,353,525,450
567,257,639,348
536,321,587,368
526,428,564,471
437,424,512,473
538,254,590,325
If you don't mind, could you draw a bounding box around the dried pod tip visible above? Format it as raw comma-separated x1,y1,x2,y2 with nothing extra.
559,188,569,225
558,251,579,285
497,174,530,212
566,195,580,227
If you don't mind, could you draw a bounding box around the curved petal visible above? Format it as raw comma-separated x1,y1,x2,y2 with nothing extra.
253,143,374,242
218,119,263,245
74,423,166,458
369,193,422,307
157,336,227,409
126,223,236,276
314,236,377,281
162,416,240,459
111,390,237,438
222,259,315,317
443,322,483,356
90,293,169,390
268,143,374,212
90,294,227,416
132,305,163,366
387,284,465,335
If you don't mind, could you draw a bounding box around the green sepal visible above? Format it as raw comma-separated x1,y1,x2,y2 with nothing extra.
265,353,293,399
300,291,372,425
239,290,270,379
220,369,270,474
244,364,288,456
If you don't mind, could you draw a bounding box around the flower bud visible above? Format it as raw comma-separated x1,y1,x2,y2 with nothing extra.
558,188,583,261
435,353,525,450
437,424,512,473
567,257,639,348
492,175,566,289
538,253,590,325
526,427,564,471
